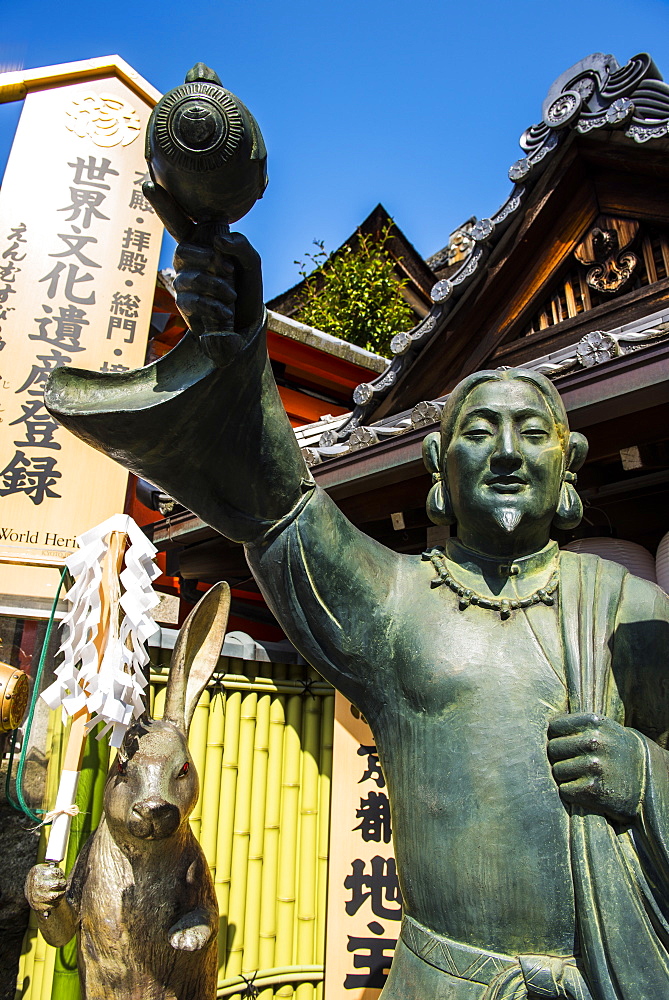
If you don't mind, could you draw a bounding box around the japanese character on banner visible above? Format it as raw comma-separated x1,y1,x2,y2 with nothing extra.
121,227,151,252
0,283,15,304
107,291,140,345
0,451,61,505
345,923,397,990
40,262,95,305
117,250,148,275
344,856,403,920
31,304,88,352
50,231,101,268
358,744,386,787
10,400,61,451
68,156,119,189
59,188,109,228
354,790,392,843
15,349,72,396
0,261,20,282
0,223,27,351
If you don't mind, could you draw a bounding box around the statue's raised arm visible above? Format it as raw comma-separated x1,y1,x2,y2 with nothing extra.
45,186,401,712
45,224,310,542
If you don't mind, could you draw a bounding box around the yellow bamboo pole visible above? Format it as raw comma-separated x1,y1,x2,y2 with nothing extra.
242,661,272,978
217,965,324,997
18,911,40,1000
275,665,304,998
149,673,332,696
152,684,166,722
16,700,60,997
188,687,211,842
315,693,334,1000
226,671,258,988
31,921,49,1000
38,932,58,1000
257,665,287,999
200,683,226,874
295,686,322,1000
31,706,68,1000
215,667,242,973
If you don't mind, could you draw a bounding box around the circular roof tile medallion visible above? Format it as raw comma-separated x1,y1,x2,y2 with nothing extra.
470,218,494,243
606,98,634,126
353,382,375,406
318,428,339,448
543,90,583,129
509,157,531,183
576,330,619,368
391,331,412,355
431,279,453,303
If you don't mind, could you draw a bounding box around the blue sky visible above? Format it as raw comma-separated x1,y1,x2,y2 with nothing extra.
2,0,669,300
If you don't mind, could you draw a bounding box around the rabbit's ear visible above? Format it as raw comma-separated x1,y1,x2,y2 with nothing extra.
164,582,230,733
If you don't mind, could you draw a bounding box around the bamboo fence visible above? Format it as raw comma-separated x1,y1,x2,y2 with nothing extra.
14,649,335,1000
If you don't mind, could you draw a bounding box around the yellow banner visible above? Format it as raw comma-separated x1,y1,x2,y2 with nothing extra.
0,66,162,600
325,692,399,1000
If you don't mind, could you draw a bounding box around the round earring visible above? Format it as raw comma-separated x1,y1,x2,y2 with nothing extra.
552,480,583,531
426,476,456,526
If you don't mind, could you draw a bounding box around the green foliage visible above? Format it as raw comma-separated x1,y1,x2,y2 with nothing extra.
294,226,415,357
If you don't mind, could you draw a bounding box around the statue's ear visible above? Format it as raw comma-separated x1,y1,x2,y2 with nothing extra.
422,431,442,476
164,582,230,734
567,431,588,473
422,431,456,527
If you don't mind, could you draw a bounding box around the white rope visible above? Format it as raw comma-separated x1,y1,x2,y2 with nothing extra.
31,803,81,831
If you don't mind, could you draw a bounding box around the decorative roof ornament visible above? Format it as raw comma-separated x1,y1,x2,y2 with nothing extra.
333,52,669,448
574,217,640,294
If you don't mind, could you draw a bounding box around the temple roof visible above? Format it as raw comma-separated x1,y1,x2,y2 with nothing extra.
309,52,669,463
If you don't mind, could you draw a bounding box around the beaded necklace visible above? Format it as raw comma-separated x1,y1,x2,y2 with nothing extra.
424,547,559,620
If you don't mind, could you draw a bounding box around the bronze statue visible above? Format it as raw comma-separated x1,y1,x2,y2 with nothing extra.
25,583,230,1000
43,79,669,1000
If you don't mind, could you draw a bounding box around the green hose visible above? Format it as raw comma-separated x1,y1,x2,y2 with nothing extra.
5,566,68,822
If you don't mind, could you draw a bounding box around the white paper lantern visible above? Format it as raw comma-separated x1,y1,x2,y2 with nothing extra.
563,537,657,583
655,531,669,595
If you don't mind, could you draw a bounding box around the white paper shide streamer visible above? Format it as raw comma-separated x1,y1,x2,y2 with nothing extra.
42,514,161,748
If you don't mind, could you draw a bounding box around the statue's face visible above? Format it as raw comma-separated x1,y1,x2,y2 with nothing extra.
445,379,564,555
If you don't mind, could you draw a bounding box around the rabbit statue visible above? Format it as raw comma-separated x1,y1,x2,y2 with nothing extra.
25,581,231,1000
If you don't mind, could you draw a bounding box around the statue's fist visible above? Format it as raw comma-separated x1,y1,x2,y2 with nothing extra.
25,863,67,914
172,232,263,367
548,713,646,823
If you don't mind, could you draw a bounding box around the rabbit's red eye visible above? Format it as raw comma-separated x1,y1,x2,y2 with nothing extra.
178,761,190,778
117,758,128,775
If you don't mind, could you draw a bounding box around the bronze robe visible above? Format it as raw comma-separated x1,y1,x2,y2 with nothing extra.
45,321,669,999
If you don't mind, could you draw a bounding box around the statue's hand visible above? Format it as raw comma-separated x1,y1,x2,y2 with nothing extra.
25,862,68,915
143,179,263,367
25,863,76,947
172,233,263,367
548,713,645,823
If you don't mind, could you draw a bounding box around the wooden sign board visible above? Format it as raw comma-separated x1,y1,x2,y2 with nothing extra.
324,692,400,1000
0,61,163,600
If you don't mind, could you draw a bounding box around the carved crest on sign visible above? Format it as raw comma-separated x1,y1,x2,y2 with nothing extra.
65,93,142,147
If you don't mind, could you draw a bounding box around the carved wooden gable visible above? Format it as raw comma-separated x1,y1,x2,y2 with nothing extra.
320,52,669,440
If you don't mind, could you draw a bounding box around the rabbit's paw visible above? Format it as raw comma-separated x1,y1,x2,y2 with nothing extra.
168,913,213,952
25,863,67,913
